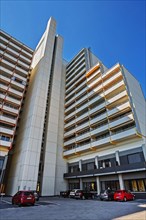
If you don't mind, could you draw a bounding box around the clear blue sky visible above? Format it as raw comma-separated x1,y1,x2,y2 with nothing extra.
1,0,146,97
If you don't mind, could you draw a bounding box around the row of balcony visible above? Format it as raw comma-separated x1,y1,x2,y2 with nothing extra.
0,139,12,148
64,112,134,146
64,101,132,137
0,115,17,125
0,74,26,90
63,127,138,157
1,43,32,64
1,84,23,98
0,104,19,115
0,126,14,136
0,35,33,59
0,93,21,106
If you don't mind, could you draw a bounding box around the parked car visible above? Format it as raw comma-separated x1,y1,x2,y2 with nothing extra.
75,190,96,199
69,189,80,198
114,190,135,202
12,191,35,206
100,189,115,201
60,190,71,198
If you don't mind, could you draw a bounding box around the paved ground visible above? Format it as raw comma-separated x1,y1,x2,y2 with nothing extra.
0,196,146,220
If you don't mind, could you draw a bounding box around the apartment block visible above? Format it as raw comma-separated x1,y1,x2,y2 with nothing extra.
0,17,145,198
63,52,146,198
0,30,33,191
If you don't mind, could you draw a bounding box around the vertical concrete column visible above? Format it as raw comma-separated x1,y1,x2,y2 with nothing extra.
115,151,120,165
95,156,99,169
79,160,82,171
96,176,100,195
80,178,83,190
118,174,124,190
142,144,146,161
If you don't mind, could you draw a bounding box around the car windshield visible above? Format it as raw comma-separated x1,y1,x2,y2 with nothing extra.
24,192,33,196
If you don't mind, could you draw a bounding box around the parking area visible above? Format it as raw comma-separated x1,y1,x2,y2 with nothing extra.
0,196,146,220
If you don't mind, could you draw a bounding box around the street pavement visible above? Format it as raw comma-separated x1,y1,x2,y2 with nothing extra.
0,196,146,220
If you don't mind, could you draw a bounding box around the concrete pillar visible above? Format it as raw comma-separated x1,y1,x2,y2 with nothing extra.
95,156,99,169
118,174,124,190
142,144,146,161
96,176,100,195
80,178,83,189
115,151,120,165
79,160,82,171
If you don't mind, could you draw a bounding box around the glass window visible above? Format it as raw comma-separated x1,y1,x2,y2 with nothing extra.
137,180,145,192
128,153,141,164
131,180,138,191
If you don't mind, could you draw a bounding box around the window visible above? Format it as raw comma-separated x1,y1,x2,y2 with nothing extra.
128,153,141,164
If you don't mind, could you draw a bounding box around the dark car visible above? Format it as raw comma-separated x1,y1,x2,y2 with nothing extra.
114,190,135,202
100,189,114,201
12,191,35,206
75,190,96,200
60,190,71,198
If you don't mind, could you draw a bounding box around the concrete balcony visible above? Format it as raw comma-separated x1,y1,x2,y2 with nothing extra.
65,89,75,100
87,76,102,88
64,138,76,147
66,54,85,75
75,68,86,83
0,140,11,148
0,115,16,125
6,96,21,105
8,87,23,97
90,112,107,126
65,111,76,121
111,127,137,142
0,36,9,44
91,124,109,136
65,102,76,113
109,113,134,129
89,103,105,115
76,103,88,114
64,119,76,129
106,91,128,106
76,132,90,142
104,80,125,96
102,63,120,79
0,127,14,135
13,72,27,82
86,69,101,82
63,148,76,157
76,94,88,106
65,95,75,107
15,66,28,75
0,75,11,84
64,128,76,137
2,59,15,69
7,47,20,57
11,80,25,89
88,93,104,107
91,136,111,148
4,52,18,63
103,71,122,87
76,111,89,123
76,121,90,132
1,105,19,114
18,60,30,69
107,102,131,117
75,80,86,92
75,87,87,99
0,66,12,76
19,54,31,63
9,41,22,51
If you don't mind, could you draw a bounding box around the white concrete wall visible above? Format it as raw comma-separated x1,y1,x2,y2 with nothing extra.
41,35,64,196
122,66,146,137
54,62,68,195
6,17,57,195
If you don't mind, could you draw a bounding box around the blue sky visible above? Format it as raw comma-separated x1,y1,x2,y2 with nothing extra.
1,0,146,97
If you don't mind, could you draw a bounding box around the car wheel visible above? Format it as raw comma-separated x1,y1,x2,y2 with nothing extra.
100,198,103,201
123,197,127,202
32,203,34,206
18,203,22,207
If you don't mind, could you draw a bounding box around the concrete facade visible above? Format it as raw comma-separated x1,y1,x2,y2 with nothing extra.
0,17,145,197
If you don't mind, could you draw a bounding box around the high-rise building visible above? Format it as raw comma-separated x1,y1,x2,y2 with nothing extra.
0,17,146,198
0,30,33,192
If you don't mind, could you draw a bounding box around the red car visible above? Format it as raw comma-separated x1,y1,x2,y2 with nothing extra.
12,191,35,206
114,190,135,202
